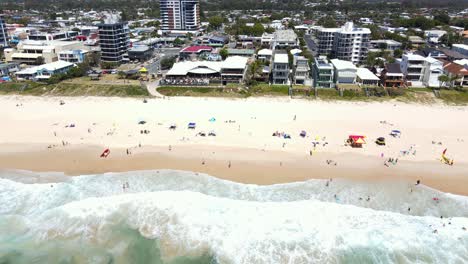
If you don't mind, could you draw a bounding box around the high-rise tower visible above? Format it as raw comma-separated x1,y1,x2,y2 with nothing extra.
160,0,200,32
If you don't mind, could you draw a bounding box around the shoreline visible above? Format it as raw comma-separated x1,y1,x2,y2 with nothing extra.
1,144,467,196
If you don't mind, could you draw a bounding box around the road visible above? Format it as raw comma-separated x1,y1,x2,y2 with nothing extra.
304,34,318,57
144,47,181,74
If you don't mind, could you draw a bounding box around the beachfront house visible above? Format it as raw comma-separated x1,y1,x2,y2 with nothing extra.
179,45,213,60
422,57,443,87
15,60,76,81
272,53,289,84
293,56,311,85
313,56,334,88
381,63,405,88
356,68,380,86
400,53,426,87
330,59,357,84
442,61,468,87
257,49,273,62
272,30,298,50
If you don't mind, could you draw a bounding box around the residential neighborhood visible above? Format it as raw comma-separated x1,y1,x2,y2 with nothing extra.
0,0,468,96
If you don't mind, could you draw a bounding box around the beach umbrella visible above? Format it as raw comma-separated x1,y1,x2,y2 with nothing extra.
209,117,216,122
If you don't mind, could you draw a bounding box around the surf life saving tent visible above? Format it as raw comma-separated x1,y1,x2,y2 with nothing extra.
348,135,366,148
139,67,148,74
390,130,401,137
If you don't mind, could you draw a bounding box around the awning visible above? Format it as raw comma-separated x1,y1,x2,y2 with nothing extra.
139,67,148,73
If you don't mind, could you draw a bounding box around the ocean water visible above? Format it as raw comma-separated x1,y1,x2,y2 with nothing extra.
0,170,467,264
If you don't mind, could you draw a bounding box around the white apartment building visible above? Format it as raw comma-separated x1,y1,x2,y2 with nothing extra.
422,57,443,87
160,0,200,32
316,22,370,64
272,30,298,49
424,30,446,44
58,49,89,63
4,40,86,65
272,53,289,84
400,53,426,87
294,56,311,85
0,15,8,47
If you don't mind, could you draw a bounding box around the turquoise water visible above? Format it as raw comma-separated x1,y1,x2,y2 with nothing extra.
0,170,467,264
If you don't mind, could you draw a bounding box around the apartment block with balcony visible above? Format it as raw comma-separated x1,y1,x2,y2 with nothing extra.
272,53,289,84
315,22,370,64
98,22,130,63
422,57,443,87
58,49,89,63
4,40,85,65
160,0,200,33
313,56,335,88
0,15,8,47
294,56,311,85
400,53,426,87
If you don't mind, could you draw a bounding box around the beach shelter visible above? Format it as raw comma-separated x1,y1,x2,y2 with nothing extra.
188,122,196,129
209,117,216,122
139,67,148,74
347,135,366,148
390,130,401,138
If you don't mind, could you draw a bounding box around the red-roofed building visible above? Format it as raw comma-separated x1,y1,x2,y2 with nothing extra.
179,45,213,60
443,62,468,87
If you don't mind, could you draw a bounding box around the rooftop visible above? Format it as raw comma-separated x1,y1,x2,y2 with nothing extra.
274,30,297,42
330,59,357,71
357,68,380,81
274,53,289,64
180,45,213,53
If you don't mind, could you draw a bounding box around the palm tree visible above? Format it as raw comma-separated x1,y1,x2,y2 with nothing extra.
438,74,450,88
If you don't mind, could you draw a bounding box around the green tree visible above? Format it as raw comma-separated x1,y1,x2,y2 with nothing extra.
393,49,403,58
438,74,450,88
160,56,177,69
219,48,229,60
252,22,265,36
317,16,337,28
173,37,185,47
208,16,224,30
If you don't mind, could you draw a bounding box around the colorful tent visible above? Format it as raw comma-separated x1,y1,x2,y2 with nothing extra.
139,67,148,73
348,135,366,147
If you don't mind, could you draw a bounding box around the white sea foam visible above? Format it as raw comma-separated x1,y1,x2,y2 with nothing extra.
0,170,468,264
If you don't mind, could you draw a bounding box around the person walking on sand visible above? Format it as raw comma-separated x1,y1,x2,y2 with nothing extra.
169,145,172,151
228,161,231,168
293,115,296,121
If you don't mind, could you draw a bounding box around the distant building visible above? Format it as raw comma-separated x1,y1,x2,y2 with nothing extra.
160,0,200,33
27,31,78,42
257,49,273,62
452,44,468,57
272,53,289,84
424,30,446,44
0,15,8,47
272,30,298,49
316,22,370,64
128,45,154,62
408,36,425,48
0,62,20,76
98,22,130,63
15,60,76,81
226,48,255,57
331,59,357,84
58,49,89,63
369,40,402,52
313,56,334,88
179,45,213,60
4,40,85,65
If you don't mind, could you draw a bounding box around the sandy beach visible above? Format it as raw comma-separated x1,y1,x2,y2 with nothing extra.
1,95,467,194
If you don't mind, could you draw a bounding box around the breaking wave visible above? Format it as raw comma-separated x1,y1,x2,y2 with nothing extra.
0,170,467,264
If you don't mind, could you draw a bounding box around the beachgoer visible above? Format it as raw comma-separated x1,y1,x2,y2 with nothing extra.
366,196,370,201
126,149,129,155
169,145,172,151
202,160,205,165
416,180,420,185
228,161,231,168
293,115,296,121
408,207,411,212
54,131,57,137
